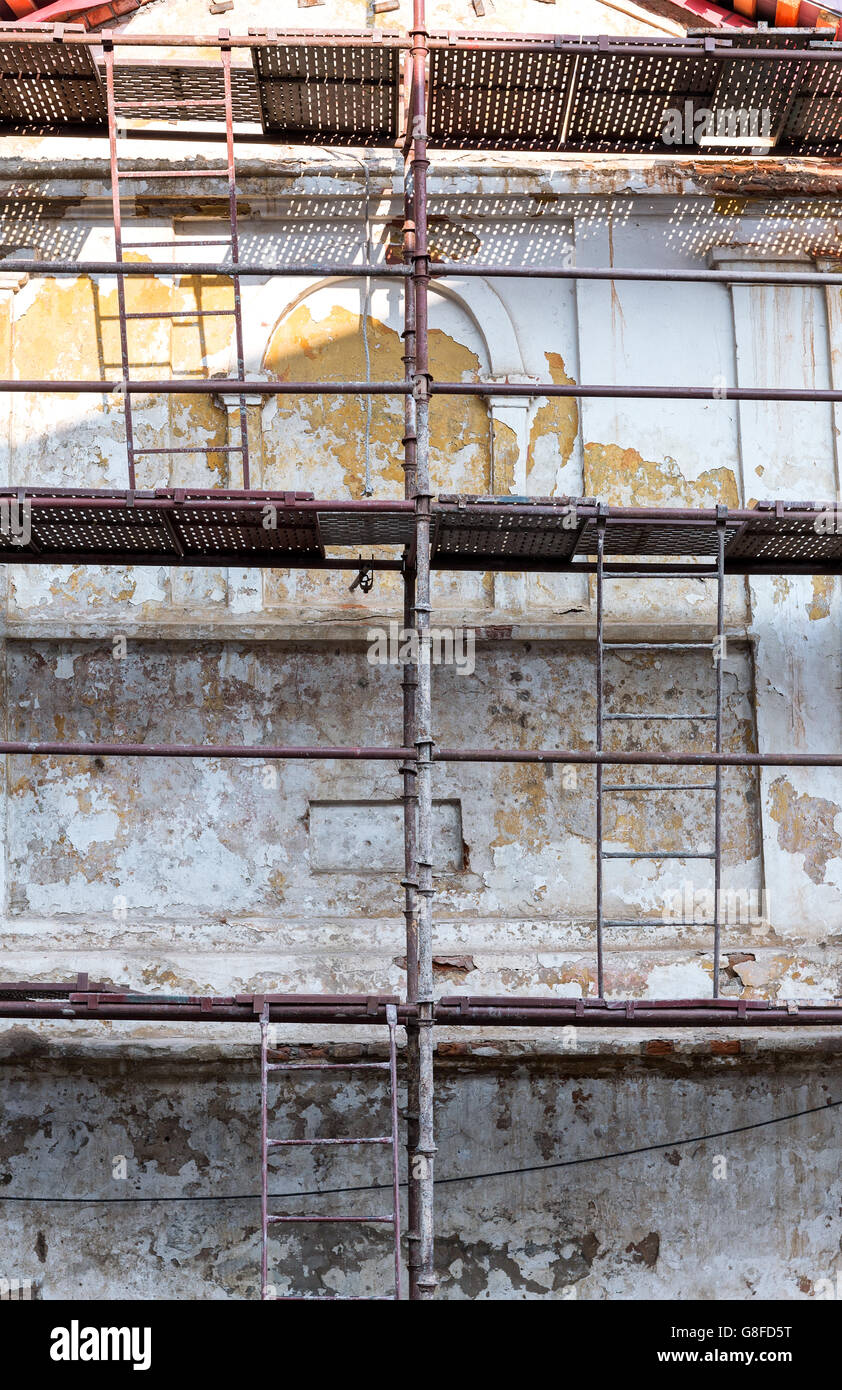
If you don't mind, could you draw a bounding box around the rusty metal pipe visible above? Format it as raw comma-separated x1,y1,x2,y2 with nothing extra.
0,1001,412,1023
432,383,842,402
436,503,835,523
0,262,410,278
3,29,839,59
432,266,842,287
0,741,412,759
401,151,420,1302
0,379,411,395
103,42,135,490
433,1004,842,1026
0,554,405,571
409,0,436,1302
425,36,842,60
1,744,835,768
0,380,838,402
595,522,605,998
221,41,250,490
435,749,842,766
712,522,726,997
5,262,841,289
3,996,842,1026
0,30,410,48
0,495,413,511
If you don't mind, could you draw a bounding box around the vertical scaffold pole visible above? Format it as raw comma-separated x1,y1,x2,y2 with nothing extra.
259,1005,269,1299
103,37,136,490
713,509,727,996
220,33,251,490
408,0,436,1301
401,163,419,1298
595,512,606,998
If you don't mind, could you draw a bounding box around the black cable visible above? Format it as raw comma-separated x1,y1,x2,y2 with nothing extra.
0,1095,837,1204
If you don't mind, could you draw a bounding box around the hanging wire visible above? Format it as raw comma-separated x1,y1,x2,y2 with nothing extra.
2,1093,837,1205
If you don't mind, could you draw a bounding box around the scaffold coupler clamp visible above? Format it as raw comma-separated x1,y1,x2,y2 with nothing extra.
412,370,432,401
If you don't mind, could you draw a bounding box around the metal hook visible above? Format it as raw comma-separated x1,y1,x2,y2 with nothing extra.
349,557,374,593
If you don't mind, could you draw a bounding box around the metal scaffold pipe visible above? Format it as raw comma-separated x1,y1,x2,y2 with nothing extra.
0,380,836,403
409,0,436,1302
402,145,421,1304
3,264,842,289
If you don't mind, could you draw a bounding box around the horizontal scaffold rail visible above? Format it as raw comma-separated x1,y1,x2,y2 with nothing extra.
1,263,841,289
0,380,839,404
0,744,836,765
2,985,842,1027
0,742,414,759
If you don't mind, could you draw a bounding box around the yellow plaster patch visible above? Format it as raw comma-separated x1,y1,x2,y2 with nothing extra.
526,351,578,485
262,303,490,495
584,444,739,509
492,418,519,494
768,776,842,885
806,576,835,621
261,302,493,610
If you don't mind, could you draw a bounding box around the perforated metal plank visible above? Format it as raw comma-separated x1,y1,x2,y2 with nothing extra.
0,33,105,128
427,32,842,154
780,51,842,152
575,518,742,556
18,503,176,556
727,505,842,562
564,47,718,152
428,42,574,150
705,34,804,152
0,979,112,1000
433,499,582,560
317,510,413,546
109,59,261,125
0,490,324,565
434,499,838,564
253,37,401,144
174,503,319,555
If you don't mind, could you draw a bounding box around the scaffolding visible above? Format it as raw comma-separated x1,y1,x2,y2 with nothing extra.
0,9,841,1300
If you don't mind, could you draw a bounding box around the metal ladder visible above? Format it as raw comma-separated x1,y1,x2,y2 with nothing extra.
102,34,250,490
259,1004,402,1301
594,516,728,997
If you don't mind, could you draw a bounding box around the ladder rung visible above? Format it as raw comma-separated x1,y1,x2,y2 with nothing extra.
603,642,713,650
267,1214,393,1224
114,99,227,110
267,1061,390,1071
123,309,236,320
116,170,231,180
603,713,716,721
267,1136,391,1147
603,918,717,927
123,239,233,248
133,445,244,455
602,783,717,792
602,850,715,859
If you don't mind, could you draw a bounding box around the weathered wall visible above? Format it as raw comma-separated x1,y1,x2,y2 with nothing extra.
1,637,763,1001
1,175,839,1004
3,1037,841,1300
1,0,842,1300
